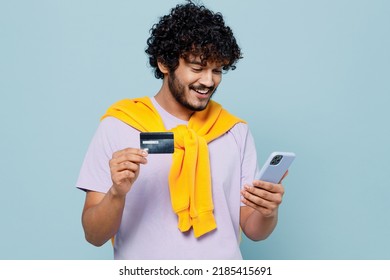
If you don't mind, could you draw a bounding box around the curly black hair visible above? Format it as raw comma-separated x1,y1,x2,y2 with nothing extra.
145,1,242,79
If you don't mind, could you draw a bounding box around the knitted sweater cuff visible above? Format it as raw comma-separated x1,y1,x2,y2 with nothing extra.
192,211,217,238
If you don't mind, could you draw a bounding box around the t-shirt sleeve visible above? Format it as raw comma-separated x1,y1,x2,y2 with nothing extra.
76,117,138,193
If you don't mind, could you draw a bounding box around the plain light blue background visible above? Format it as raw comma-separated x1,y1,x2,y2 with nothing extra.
1,0,389,259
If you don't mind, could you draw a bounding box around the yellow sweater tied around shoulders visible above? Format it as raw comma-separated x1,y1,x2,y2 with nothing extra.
102,97,245,238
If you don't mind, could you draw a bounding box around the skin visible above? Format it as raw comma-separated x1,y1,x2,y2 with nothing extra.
240,171,287,241
81,56,286,246
155,56,222,121
82,148,148,246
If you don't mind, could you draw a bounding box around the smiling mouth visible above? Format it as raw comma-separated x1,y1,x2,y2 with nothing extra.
190,86,214,95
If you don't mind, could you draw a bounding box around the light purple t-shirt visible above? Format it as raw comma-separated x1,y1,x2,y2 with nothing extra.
77,97,259,259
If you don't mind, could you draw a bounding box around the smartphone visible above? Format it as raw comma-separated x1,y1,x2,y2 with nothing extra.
257,152,296,184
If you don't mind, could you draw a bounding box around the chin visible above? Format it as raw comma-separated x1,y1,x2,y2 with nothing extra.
187,99,211,112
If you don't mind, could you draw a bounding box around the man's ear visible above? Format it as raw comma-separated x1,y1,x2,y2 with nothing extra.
157,60,169,75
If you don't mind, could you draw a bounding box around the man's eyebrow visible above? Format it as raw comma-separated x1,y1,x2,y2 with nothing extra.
186,58,203,65
184,57,225,68
185,58,224,68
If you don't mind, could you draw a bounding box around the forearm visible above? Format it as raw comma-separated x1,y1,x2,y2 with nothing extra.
240,206,278,241
82,188,126,246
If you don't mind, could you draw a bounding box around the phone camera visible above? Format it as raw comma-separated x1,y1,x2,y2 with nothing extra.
270,155,283,165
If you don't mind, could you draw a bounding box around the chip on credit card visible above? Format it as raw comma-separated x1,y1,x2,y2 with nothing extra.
140,132,174,154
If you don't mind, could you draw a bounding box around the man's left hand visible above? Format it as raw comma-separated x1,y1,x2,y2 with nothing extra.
241,179,285,218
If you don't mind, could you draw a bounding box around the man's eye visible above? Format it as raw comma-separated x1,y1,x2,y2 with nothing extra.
192,67,202,72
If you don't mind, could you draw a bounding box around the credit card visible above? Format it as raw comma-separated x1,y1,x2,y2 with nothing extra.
140,132,174,154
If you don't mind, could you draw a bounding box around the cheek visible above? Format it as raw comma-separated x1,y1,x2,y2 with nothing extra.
177,74,195,88
214,76,222,87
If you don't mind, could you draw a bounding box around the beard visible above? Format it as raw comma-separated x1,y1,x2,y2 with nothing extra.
167,70,216,112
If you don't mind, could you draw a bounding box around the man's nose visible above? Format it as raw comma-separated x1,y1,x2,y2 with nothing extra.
198,70,214,88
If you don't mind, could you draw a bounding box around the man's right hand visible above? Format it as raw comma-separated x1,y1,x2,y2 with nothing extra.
109,148,148,197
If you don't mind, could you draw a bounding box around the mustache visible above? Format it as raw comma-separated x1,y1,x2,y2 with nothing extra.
189,84,215,92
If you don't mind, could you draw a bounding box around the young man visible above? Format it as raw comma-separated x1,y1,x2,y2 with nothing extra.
77,2,285,259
